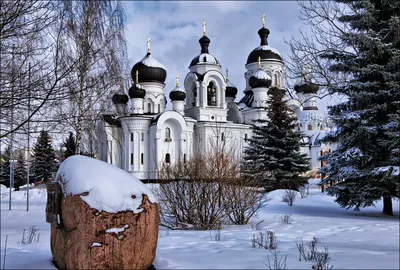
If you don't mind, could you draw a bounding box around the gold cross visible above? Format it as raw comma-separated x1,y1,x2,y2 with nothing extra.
262,13,265,28
176,74,179,87
135,70,139,84
202,21,206,36
226,68,229,81
258,56,261,68
147,37,151,53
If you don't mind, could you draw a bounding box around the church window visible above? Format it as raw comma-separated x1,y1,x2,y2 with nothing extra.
192,86,197,106
245,133,248,140
274,74,278,86
165,153,170,164
207,81,217,106
184,154,186,164
221,132,224,141
158,104,161,113
141,153,144,165
308,124,312,130
148,103,151,113
165,128,171,141
130,133,133,141
141,133,144,141
130,153,133,165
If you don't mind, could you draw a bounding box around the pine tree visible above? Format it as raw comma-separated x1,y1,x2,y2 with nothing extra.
319,0,400,215
14,152,27,191
242,87,310,191
0,146,11,187
63,132,77,159
32,130,56,182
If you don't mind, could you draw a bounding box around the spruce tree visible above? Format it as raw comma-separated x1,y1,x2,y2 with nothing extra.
0,146,11,187
242,87,310,191
63,132,77,159
32,130,56,182
14,152,27,191
319,0,400,215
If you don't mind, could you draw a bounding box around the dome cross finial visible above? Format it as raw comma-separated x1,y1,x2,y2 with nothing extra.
262,13,265,28
176,74,180,87
135,70,139,84
258,56,261,68
308,65,312,80
226,68,229,82
202,21,207,36
147,37,151,53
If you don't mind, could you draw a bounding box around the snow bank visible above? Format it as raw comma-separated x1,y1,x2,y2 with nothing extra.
55,155,156,214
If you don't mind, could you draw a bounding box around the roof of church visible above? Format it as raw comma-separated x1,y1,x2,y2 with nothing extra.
131,52,167,84
246,27,282,65
189,33,220,67
226,79,238,98
298,109,326,123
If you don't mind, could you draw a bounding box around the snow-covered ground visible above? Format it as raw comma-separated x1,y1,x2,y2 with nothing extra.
1,184,399,269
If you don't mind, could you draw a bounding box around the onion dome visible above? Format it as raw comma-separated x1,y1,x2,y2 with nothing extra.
169,74,186,101
128,83,146,99
246,15,281,65
190,21,220,67
225,69,237,97
249,57,272,88
112,92,129,104
131,37,167,84
298,110,326,122
294,65,320,94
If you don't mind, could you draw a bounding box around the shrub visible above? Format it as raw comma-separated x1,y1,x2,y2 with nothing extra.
251,230,278,250
281,190,297,206
280,214,293,224
299,184,310,198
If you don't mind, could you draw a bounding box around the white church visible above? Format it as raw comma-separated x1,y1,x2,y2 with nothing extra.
97,17,335,180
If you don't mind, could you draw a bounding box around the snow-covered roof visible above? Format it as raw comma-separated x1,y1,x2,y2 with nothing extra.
193,53,219,65
298,110,326,122
139,53,165,69
253,45,281,56
252,69,271,80
55,155,156,213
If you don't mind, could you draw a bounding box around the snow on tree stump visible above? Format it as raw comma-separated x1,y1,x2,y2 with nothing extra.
47,156,159,269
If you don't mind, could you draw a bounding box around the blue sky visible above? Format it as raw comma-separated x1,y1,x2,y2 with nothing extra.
122,1,338,112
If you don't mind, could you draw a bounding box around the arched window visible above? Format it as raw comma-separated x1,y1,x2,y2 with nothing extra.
141,133,144,141
192,86,197,106
165,153,170,163
147,103,151,113
183,154,186,164
207,81,216,106
165,127,171,141
244,133,248,140
130,133,133,141
130,153,133,165
221,132,224,141
274,74,278,86
308,124,313,130
158,104,161,113
141,153,144,165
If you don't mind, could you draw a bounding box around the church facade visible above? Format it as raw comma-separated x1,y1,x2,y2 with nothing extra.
97,18,335,180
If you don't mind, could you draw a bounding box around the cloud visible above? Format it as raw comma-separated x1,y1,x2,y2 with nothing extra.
123,1,332,113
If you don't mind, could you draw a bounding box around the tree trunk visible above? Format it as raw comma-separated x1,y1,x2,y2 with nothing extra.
382,196,393,216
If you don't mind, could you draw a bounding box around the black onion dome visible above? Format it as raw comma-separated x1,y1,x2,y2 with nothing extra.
226,79,238,97
246,27,282,65
249,69,272,88
131,53,167,84
128,83,146,99
294,81,319,94
189,35,220,67
170,89,186,101
112,92,129,104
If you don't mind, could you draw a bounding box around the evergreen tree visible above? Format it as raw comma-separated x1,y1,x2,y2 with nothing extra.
319,0,400,215
242,87,310,191
14,152,27,191
63,132,77,159
32,130,56,182
0,146,11,187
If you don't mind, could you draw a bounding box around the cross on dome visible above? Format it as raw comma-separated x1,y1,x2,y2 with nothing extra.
258,56,261,68
226,68,229,81
176,74,180,87
147,37,151,53
135,70,139,84
262,13,265,28
202,21,206,36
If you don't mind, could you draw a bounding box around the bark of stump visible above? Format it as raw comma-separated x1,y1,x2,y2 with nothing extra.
50,194,159,269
